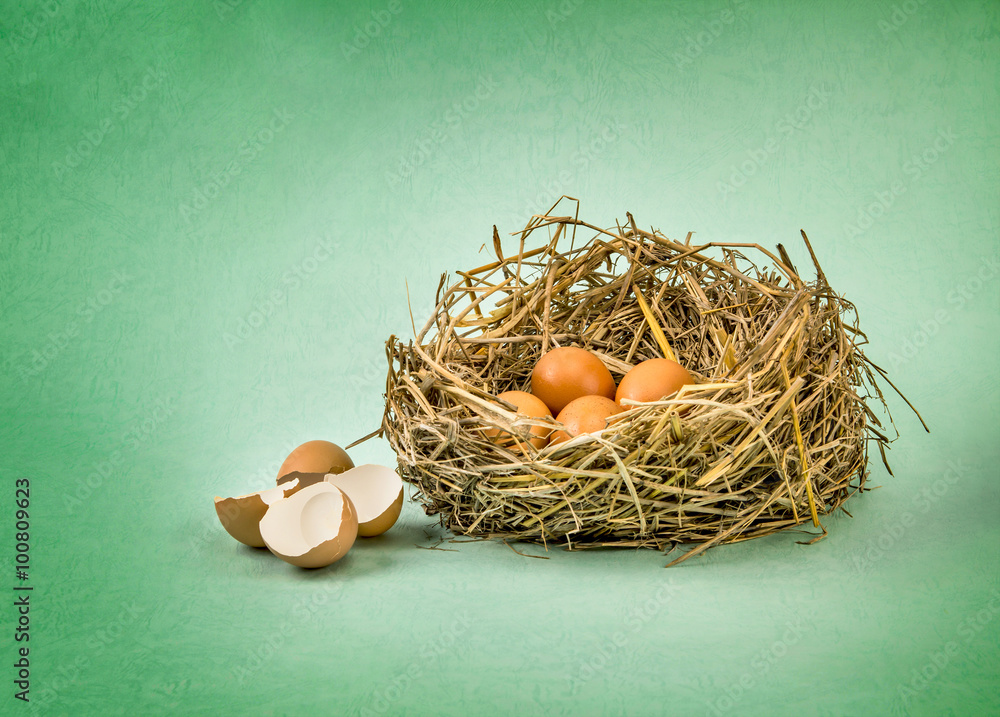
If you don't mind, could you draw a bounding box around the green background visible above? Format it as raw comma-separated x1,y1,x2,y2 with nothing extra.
2,1,998,715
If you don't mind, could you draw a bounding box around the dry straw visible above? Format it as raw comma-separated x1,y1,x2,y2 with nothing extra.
377,198,925,566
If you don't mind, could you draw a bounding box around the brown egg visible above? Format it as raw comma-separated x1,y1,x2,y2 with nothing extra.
531,347,617,415
615,358,694,408
484,390,552,450
277,440,354,482
551,395,621,445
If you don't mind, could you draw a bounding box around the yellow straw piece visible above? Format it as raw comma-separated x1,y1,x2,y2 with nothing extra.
782,363,820,528
633,285,677,362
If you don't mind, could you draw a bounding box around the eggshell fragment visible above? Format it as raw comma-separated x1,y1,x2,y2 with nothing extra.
324,464,404,537
214,480,302,548
259,482,358,568
277,440,354,482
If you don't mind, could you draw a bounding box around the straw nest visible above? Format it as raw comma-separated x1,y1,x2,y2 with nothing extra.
379,199,922,565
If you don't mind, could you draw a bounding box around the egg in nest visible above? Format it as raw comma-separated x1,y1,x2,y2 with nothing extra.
551,395,621,445
484,390,553,450
531,347,616,415
616,358,694,408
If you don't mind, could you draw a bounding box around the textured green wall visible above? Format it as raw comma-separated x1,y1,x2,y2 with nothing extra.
1,1,998,715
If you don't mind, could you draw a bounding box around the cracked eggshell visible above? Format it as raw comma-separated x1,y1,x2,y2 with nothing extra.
277,440,354,482
259,482,358,568
276,470,328,489
214,481,301,548
324,464,404,537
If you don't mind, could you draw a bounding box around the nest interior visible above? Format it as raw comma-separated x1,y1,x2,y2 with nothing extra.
380,201,918,565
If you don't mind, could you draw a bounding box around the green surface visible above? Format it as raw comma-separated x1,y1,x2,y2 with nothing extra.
2,1,999,715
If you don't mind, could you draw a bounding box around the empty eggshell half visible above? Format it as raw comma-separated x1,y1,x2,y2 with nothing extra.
214,479,303,548
259,482,358,568
324,464,404,537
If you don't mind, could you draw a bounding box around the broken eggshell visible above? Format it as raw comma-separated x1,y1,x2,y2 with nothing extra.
258,482,358,568
324,464,404,537
277,470,327,489
213,479,303,548
278,465,404,537
276,440,354,482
